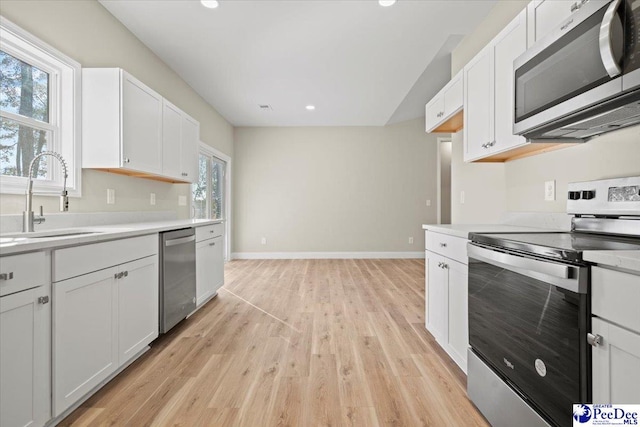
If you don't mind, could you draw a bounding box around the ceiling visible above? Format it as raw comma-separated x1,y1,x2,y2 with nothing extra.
100,0,497,127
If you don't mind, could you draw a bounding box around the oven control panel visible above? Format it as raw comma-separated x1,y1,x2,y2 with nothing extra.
567,176,640,216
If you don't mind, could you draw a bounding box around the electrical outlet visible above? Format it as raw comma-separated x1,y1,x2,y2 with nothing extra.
545,180,556,201
107,189,115,205
261,237,267,245
150,193,156,206
178,195,187,206
408,237,414,244
426,199,431,207
460,191,465,204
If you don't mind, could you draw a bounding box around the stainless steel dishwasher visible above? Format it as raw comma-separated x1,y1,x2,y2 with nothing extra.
159,227,196,333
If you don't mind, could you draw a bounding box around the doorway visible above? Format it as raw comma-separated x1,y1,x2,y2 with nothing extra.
437,137,452,224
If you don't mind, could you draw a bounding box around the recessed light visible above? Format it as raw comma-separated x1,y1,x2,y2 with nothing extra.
379,0,396,6
306,105,315,111
201,0,219,9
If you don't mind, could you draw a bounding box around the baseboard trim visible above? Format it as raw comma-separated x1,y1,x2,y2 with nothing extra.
231,251,424,260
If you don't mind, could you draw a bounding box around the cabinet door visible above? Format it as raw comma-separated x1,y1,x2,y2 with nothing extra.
122,72,163,174
54,268,118,416
425,96,445,132
493,10,527,153
464,47,494,162
162,100,183,180
211,235,225,294
426,251,447,343
443,72,463,119
181,115,199,183
592,318,640,404
1,287,50,427
118,256,158,366
196,238,223,306
446,258,468,373
527,0,576,47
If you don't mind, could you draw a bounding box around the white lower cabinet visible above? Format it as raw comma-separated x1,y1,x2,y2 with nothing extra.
592,318,640,404
1,285,51,427
117,255,159,365
196,234,224,306
54,267,118,416
591,266,640,404
53,235,158,417
425,231,469,373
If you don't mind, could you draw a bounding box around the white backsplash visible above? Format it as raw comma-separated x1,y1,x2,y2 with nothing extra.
0,211,177,234
500,211,572,231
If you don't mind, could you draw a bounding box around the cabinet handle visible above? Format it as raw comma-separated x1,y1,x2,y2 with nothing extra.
124,158,130,163
489,141,496,147
209,242,216,246
442,263,448,269
123,271,128,277
38,296,49,305
439,243,447,248
587,333,603,347
437,262,443,268
0,272,14,280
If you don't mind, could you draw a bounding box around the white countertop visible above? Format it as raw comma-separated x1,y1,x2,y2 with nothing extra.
422,223,553,239
0,219,223,256
583,250,640,274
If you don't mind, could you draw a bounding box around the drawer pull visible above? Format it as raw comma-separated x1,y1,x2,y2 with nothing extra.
38,296,49,305
439,243,447,248
0,272,14,280
209,242,216,246
123,271,128,277
587,333,603,347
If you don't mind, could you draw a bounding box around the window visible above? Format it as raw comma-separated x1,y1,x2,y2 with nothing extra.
193,151,226,220
0,18,81,195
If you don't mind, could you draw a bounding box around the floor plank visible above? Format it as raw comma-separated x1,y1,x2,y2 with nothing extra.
61,259,488,426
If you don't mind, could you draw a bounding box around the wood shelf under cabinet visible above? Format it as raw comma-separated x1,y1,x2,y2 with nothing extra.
92,168,191,184
430,110,464,133
471,141,579,163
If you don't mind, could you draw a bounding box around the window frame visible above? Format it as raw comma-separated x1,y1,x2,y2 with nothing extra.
193,142,231,261
0,17,82,196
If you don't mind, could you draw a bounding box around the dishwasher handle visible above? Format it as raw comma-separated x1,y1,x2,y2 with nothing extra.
165,234,195,247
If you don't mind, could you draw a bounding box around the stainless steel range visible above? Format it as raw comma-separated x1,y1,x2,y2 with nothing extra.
466,176,640,427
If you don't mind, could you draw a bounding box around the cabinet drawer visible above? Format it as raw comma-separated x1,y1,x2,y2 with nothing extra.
196,223,224,242
0,252,48,297
426,231,468,265
53,234,158,282
592,267,640,333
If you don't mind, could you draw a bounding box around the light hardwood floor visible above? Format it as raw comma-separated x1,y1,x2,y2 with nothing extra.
61,259,489,427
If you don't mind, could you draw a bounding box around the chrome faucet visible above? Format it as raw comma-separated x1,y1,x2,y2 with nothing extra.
22,151,70,232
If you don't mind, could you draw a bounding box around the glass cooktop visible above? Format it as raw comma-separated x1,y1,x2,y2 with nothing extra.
470,232,640,262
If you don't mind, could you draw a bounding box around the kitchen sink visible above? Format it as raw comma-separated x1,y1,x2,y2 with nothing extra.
1,228,107,240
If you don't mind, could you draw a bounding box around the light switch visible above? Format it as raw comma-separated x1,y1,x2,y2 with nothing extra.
545,180,556,201
107,189,115,205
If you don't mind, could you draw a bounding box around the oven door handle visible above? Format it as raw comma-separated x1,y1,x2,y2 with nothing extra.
467,243,586,293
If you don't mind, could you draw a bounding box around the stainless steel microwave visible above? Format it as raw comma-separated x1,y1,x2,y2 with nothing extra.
513,0,640,141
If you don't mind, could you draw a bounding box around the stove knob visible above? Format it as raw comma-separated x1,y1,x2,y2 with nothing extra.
568,191,581,200
582,190,596,200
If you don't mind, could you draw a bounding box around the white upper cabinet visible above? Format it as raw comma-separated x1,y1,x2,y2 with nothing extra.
162,100,183,180
463,47,494,161
181,114,199,183
161,100,198,183
463,9,528,162
122,73,163,174
425,71,464,133
83,68,199,183
527,0,577,47
492,10,528,154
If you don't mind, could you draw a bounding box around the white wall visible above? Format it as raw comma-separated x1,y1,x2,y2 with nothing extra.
450,0,640,222
0,0,233,217
233,118,437,254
